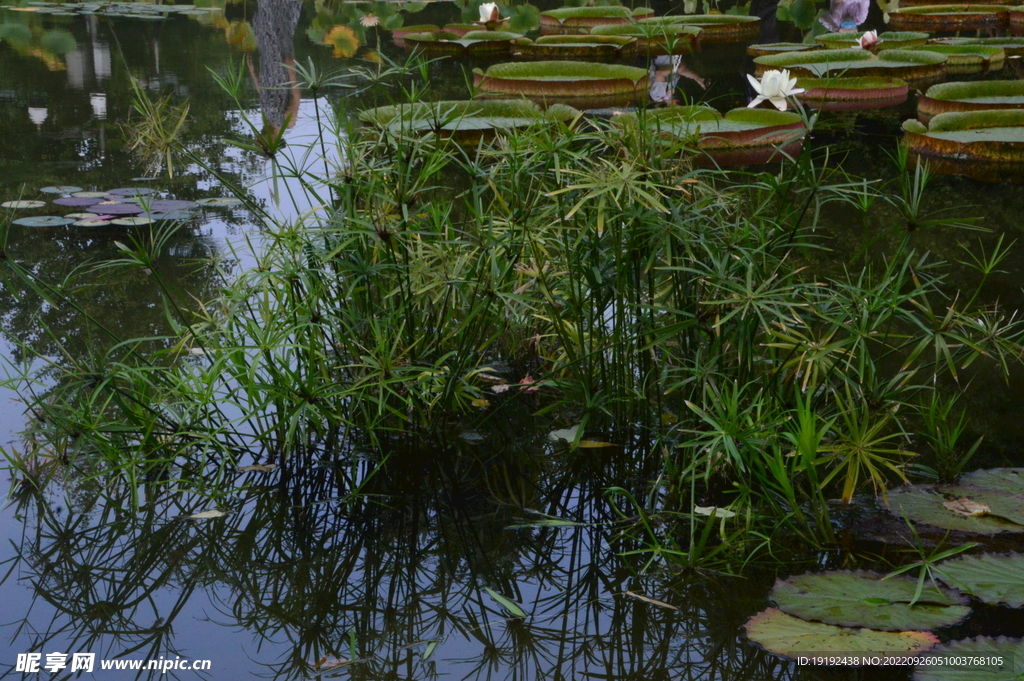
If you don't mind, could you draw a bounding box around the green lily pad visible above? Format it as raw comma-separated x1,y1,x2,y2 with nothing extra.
402,30,522,58
816,31,930,50
879,484,1024,534
588,23,702,56
473,61,649,107
539,6,653,34
936,553,1024,608
511,35,637,62
929,36,1024,57
71,191,111,198
771,570,970,631
908,44,1005,68
755,48,947,82
1,200,46,209
64,212,98,219
111,217,154,226
747,42,821,57
798,76,909,111
913,637,1024,681
638,14,761,45
745,608,939,660
73,218,112,226
13,215,74,227
888,4,1013,31
961,468,1024,495
39,185,83,194
195,197,242,207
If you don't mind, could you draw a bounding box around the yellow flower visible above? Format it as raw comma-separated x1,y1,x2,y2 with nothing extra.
323,25,360,58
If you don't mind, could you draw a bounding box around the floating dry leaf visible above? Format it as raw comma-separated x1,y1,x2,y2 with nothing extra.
188,509,226,519
624,590,679,610
694,505,737,518
943,497,991,517
237,464,277,473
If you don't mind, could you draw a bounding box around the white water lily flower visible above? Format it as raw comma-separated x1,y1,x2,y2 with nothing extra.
855,29,879,49
478,2,500,23
746,69,804,111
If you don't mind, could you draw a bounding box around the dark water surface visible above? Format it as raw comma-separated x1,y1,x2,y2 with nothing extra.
2,0,1024,678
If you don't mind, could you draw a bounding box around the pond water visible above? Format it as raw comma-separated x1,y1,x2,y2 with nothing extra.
2,0,1024,678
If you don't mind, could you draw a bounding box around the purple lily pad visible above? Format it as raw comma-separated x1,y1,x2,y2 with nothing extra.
53,196,102,207
107,187,158,196
87,202,145,215
14,215,74,227
148,199,198,211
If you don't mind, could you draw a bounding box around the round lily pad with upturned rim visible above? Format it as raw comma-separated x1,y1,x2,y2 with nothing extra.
929,36,1024,56
745,608,940,660
815,31,930,50
511,35,637,62
1,200,46,209
402,31,522,59
588,23,702,56
960,468,1024,495
39,185,83,194
473,61,649,108
912,637,1024,681
13,216,74,227
797,76,909,111
887,5,1012,32
936,553,1024,607
908,44,1005,68
196,197,243,207
879,484,1024,534
539,6,653,34
770,570,971,631
754,48,947,82
747,42,821,57
638,14,761,45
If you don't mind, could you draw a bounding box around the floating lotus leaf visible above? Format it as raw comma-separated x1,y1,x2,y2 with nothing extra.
145,209,196,220
511,35,637,62
929,36,1024,56
815,31,930,50
936,553,1024,608
879,484,1024,533
913,637,1024,681
402,30,522,59
473,61,649,108
770,570,970,631
87,202,145,215
638,14,761,45
195,197,242,206
961,468,1024,495
747,42,821,57
754,48,947,83
360,100,579,145
919,82,1024,122
1,200,46,209
73,218,111,226
909,44,1005,71
53,196,101,206
887,5,1012,31
64,212,98,219
70,191,111,198
13,215,74,227
797,76,909,110
107,187,158,196
588,23,702,56
539,6,653,35
39,185,82,194
615,106,805,165
111,217,154,226
745,608,939,660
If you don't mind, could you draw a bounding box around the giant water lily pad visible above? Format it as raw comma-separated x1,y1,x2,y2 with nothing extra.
755,48,947,83
929,36,1024,57
589,23,702,56
391,24,478,48
770,570,970,631
936,553,1024,607
13,215,74,227
1,200,45,209
887,5,1012,31
539,6,653,35
816,31,929,50
638,15,761,45
511,35,637,62
797,76,909,111
473,61,649,108
360,100,579,145
913,637,1024,681
919,82,1024,122
879,484,1024,533
747,42,820,57
616,106,805,165
745,608,939,660
961,468,1024,495
402,30,522,59
909,44,1005,72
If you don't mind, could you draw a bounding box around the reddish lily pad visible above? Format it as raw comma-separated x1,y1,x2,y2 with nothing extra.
745,608,939,660
887,4,1012,31
770,570,970,631
473,61,649,108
